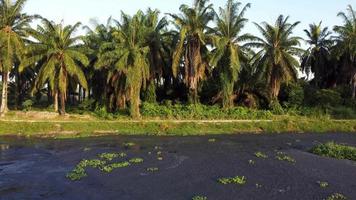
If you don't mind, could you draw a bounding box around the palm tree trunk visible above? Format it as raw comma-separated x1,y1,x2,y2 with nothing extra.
270,75,280,100
54,90,59,112
0,72,10,116
130,86,140,119
351,74,356,99
59,92,66,115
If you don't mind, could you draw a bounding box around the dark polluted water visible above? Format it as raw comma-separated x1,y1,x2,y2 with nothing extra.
1,133,356,200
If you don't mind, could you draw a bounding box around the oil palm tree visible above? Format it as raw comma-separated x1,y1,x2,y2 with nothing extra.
143,8,169,103
0,0,34,116
249,15,304,100
83,17,114,105
333,5,356,98
301,22,332,88
95,11,150,118
209,0,251,108
168,0,214,104
20,19,89,115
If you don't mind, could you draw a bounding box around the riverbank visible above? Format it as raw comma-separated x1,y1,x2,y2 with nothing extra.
0,111,355,138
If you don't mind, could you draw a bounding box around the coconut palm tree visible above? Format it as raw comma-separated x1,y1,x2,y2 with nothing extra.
333,5,356,98
168,0,214,104
0,0,34,116
209,0,251,108
20,19,89,115
249,15,304,100
95,11,150,118
301,22,332,88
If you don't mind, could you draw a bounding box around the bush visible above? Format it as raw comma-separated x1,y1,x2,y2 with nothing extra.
314,89,342,107
22,99,34,111
141,102,273,120
269,100,285,115
330,106,356,119
78,99,96,111
94,106,114,120
279,83,304,108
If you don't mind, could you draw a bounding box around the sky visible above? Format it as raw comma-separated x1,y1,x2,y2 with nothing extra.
23,0,354,42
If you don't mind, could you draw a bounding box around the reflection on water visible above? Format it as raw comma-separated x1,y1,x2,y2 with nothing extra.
0,144,10,151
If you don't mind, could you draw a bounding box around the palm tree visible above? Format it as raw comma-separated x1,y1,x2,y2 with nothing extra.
95,11,150,118
249,15,304,100
20,19,89,115
210,0,251,109
301,22,332,88
143,8,169,103
83,17,114,105
333,5,356,98
168,0,214,104
0,0,34,116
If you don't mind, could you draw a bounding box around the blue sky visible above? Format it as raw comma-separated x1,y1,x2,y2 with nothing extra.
24,0,354,41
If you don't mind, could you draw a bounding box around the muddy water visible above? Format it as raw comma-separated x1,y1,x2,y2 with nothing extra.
1,134,356,200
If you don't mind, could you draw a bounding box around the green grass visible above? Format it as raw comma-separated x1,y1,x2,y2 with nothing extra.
0,117,355,138
311,142,356,161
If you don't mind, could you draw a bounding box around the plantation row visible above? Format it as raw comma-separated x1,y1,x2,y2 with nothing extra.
0,0,355,118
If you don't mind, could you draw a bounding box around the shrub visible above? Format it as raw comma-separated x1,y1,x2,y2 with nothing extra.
314,89,342,107
141,103,273,119
22,99,34,111
78,99,95,110
269,100,285,115
330,106,356,119
279,83,304,108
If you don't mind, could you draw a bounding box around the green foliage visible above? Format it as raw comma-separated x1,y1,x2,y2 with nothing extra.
98,152,126,161
218,176,247,185
279,83,304,108
311,142,356,161
210,0,251,108
66,159,107,181
22,99,34,111
275,152,296,163
144,82,157,103
129,158,144,164
254,152,268,159
146,167,159,172
123,142,136,147
326,193,347,200
192,196,208,200
317,181,329,188
20,19,89,115
141,102,273,119
168,0,214,103
269,100,285,115
208,138,216,142
249,15,304,99
329,106,356,119
100,161,130,173
315,89,342,107
78,99,96,111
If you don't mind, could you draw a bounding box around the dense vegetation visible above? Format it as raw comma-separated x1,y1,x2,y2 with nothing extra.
0,0,355,119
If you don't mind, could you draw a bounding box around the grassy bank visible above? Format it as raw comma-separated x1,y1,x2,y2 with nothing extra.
0,113,355,138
